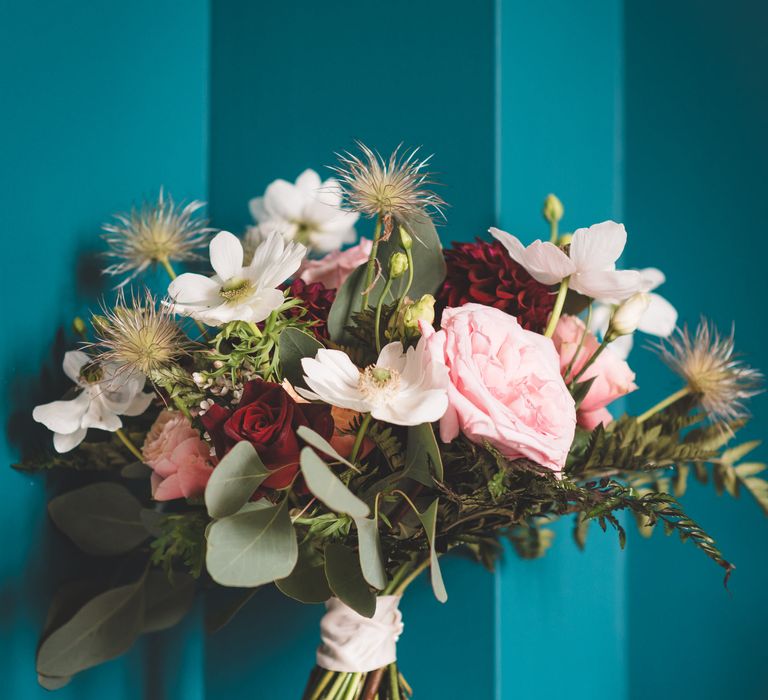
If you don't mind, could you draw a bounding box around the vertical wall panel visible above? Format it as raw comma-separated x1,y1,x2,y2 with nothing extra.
0,1,209,697
496,2,627,698
624,2,768,698
207,1,496,697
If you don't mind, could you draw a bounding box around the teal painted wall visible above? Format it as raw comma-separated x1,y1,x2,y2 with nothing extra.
496,3,627,698
624,2,768,698
0,1,209,698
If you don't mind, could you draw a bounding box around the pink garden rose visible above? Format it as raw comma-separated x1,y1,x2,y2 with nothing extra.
421,303,576,473
142,410,215,501
298,238,373,290
552,315,638,430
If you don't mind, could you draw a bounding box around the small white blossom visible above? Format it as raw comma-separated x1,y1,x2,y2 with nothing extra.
297,338,449,426
32,351,153,453
168,229,305,326
248,169,358,254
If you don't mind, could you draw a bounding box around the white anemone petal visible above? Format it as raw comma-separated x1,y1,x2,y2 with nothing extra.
209,231,244,281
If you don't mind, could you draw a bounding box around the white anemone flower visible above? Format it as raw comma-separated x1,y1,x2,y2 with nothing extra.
168,229,306,326
297,338,449,426
591,267,678,359
248,169,359,254
490,220,643,303
32,351,153,453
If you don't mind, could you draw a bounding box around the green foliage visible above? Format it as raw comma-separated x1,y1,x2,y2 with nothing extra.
300,447,370,518
204,441,270,519
278,327,323,390
508,523,556,559
150,511,207,579
324,542,376,617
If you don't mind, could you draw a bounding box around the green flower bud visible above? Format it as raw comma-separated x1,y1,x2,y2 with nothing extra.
403,294,436,333
72,317,87,337
398,225,413,250
90,314,110,335
390,252,409,279
542,193,564,224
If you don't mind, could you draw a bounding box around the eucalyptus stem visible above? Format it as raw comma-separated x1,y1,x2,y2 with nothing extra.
361,216,383,310
350,413,372,464
374,278,394,353
308,670,334,700
543,277,569,338
326,672,348,699
115,428,144,462
637,386,692,423
393,558,431,595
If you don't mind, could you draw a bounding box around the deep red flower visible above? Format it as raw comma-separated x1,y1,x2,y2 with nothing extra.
436,239,555,333
201,379,334,490
285,278,336,341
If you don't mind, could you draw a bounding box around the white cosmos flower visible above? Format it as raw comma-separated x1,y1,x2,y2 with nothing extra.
168,229,306,326
490,220,643,303
297,338,449,426
248,169,359,254
32,351,153,453
591,267,678,359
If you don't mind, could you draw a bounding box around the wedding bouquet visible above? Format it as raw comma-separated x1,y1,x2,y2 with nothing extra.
20,144,766,698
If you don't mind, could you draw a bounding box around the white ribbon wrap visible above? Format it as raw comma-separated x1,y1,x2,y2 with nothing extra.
316,596,404,673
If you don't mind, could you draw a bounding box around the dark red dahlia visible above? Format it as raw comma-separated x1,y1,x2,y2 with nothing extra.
284,278,336,341
437,239,555,332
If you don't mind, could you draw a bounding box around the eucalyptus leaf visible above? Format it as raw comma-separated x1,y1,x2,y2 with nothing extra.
276,548,332,603
417,499,447,603
205,441,270,519
297,425,355,469
324,542,376,618
354,515,387,590
404,423,443,486
279,327,323,390
327,210,446,343
300,447,369,518
143,572,196,633
48,482,148,556
37,575,146,677
38,674,72,690
206,500,298,587
205,587,260,634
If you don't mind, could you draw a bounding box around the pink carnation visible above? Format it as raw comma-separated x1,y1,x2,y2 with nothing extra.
142,410,215,501
421,303,576,473
552,315,638,430
298,238,373,290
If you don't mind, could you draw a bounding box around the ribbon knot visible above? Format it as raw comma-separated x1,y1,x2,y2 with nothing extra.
316,596,404,673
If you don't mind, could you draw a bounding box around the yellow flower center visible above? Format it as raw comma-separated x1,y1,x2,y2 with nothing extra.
220,278,253,303
358,365,401,404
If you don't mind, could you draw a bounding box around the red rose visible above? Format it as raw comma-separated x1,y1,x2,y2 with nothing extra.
201,379,334,490
283,278,336,341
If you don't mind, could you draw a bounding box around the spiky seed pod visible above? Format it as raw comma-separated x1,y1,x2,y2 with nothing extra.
102,189,213,286
653,319,763,423
330,142,446,224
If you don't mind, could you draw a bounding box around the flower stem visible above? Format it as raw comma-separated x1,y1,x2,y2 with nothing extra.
637,386,692,423
544,277,570,338
326,672,348,699
387,664,401,700
549,219,558,243
569,336,609,386
393,558,431,595
361,216,383,311
374,278,394,353
395,247,415,317
350,413,372,464
115,428,144,462
563,304,592,383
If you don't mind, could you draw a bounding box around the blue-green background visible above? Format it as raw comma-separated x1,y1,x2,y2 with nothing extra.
1,0,765,698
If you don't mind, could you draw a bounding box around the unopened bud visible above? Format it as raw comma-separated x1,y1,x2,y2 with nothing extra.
389,252,409,279
608,293,650,338
542,193,564,224
398,226,413,250
403,294,435,333
90,314,110,335
72,317,87,337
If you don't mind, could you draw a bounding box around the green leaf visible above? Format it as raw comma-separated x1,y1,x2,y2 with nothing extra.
327,210,446,343
48,482,148,556
735,462,768,516
296,425,355,469
404,422,444,486
324,542,376,617
276,547,332,603
36,575,145,677
205,587,260,634
300,447,370,518
205,441,270,519
38,674,72,690
205,500,298,587
279,327,323,390
354,515,387,590
417,499,447,603
143,572,196,633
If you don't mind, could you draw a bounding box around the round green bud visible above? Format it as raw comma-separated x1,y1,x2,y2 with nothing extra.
403,294,436,331
398,226,413,251
390,252,409,279
72,317,87,337
542,193,564,224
